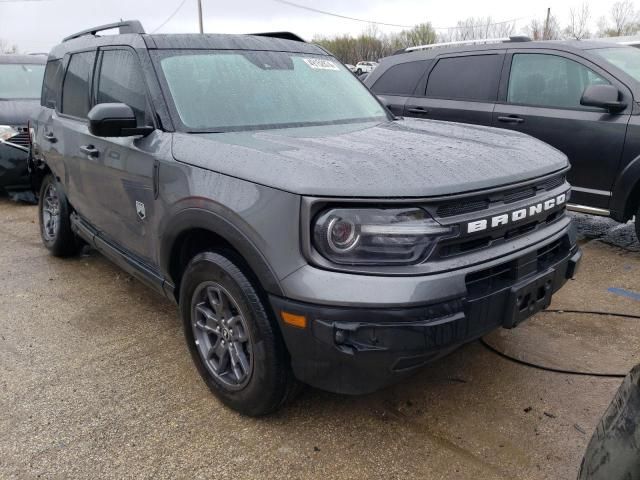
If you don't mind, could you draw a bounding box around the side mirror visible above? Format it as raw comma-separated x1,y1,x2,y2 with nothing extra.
88,103,154,137
580,84,626,112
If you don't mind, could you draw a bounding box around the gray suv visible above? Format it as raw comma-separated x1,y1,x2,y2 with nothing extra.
32,21,581,416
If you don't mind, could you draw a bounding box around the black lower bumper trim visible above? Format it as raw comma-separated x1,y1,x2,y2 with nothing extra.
271,245,581,395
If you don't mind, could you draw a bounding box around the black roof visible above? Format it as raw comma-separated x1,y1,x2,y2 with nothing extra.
388,39,627,63
146,33,324,54
49,21,325,59
0,54,47,65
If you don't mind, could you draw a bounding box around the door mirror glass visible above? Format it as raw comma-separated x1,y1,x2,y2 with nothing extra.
580,84,626,112
88,103,153,137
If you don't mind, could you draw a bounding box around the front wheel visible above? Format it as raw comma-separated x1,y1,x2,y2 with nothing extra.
38,174,81,257
179,252,298,416
356,68,362,75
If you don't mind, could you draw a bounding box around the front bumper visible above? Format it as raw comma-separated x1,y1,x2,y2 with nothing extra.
271,234,581,395
0,142,30,191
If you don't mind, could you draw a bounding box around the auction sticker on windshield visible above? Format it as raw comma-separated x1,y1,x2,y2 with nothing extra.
303,58,340,71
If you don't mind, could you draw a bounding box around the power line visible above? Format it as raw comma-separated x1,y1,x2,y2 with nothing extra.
273,0,530,32
273,0,414,28
151,0,190,34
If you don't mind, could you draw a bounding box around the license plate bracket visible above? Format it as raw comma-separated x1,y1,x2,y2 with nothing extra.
504,269,555,329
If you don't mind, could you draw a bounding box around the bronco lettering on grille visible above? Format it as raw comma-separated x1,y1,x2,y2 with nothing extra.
466,193,567,234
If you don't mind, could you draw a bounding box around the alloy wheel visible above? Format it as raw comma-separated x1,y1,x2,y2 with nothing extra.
42,183,61,242
191,282,254,390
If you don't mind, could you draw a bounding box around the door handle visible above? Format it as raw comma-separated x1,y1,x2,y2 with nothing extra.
407,107,430,114
80,145,100,158
497,116,525,124
44,132,57,143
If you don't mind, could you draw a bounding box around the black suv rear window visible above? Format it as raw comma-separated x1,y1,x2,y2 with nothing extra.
426,55,502,102
62,51,96,118
0,63,45,100
370,60,430,96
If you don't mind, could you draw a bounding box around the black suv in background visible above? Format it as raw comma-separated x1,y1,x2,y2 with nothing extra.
0,54,46,193
32,22,580,415
365,39,640,240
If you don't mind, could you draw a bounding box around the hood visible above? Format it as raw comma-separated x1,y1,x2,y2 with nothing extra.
0,99,40,126
172,118,568,198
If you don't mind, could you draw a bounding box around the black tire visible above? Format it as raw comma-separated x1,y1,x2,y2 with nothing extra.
179,251,298,416
356,68,362,75
38,174,82,257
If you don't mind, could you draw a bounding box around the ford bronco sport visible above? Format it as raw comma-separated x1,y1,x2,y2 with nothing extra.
32,21,581,416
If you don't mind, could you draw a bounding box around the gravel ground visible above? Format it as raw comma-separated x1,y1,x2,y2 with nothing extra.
0,199,637,480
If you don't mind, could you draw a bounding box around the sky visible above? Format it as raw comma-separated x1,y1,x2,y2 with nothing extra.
0,0,628,53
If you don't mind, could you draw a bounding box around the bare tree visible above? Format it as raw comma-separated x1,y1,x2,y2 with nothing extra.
565,3,591,40
439,17,516,42
314,23,438,64
611,0,639,35
0,38,19,54
526,14,562,40
596,15,609,36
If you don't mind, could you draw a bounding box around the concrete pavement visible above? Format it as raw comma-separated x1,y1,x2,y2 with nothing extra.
1,200,638,479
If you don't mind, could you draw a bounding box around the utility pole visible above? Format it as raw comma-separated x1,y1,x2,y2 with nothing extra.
543,7,551,40
197,0,204,34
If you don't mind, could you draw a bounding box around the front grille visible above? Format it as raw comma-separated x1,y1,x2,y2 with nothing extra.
436,174,566,218
7,131,30,148
438,208,565,258
465,236,570,298
436,199,489,217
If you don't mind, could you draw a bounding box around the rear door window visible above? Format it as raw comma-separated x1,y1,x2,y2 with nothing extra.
41,59,63,108
426,54,502,101
370,61,430,96
507,53,610,109
61,51,96,118
96,49,150,125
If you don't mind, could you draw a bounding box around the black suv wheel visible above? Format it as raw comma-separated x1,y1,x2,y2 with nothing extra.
38,174,81,257
179,251,298,416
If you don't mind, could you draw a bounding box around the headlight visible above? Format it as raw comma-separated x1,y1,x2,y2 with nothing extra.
313,208,455,266
0,125,19,142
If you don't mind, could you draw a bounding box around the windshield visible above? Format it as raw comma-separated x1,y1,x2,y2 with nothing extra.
156,50,388,132
0,63,45,100
592,47,640,83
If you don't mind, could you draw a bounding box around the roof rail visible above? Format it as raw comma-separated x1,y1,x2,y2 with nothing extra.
63,20,146,42
403,35,531,53
249,32,306,42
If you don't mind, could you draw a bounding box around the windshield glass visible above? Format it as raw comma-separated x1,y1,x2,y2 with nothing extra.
156,50,388,131
592,47,640,82
0,63,45,99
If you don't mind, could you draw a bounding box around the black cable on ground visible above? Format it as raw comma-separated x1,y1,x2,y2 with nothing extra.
480,338,628,378
544,309,640,320
480,306,638,378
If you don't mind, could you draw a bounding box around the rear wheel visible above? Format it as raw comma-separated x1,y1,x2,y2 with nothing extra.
179,251,298,416
38,174,81,257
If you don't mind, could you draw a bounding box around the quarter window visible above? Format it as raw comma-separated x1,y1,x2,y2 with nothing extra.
42,59,63,108
426,55,502,101
507,54,610,109
62,51,96,118
371,61,430,96
96,50,150,125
